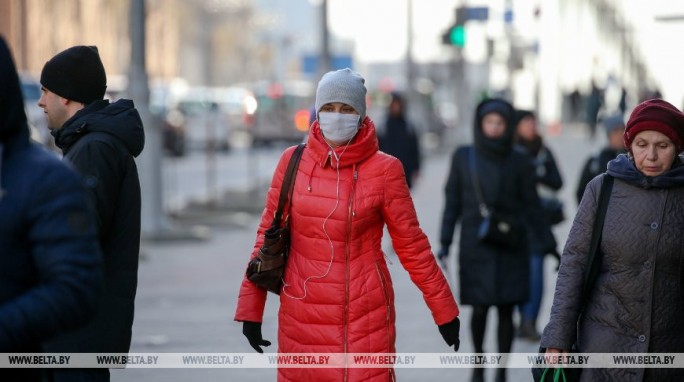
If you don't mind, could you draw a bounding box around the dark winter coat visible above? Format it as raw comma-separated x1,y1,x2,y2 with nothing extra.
0,37,101,380
541,154,684,381
440,100,553,306
575,147,623,204
514,139,563,254
378,115,420,189
44,98,144,354
514,138,563,192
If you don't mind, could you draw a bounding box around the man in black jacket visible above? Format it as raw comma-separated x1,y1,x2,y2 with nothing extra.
38,45,145,382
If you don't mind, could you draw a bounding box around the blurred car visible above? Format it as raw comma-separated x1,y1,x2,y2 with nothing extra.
149,82,188,157
106,80,188,157
248,80,314,146
174,86,256,152
161,108,186,157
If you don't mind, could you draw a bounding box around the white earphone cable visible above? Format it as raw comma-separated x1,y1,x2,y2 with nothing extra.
282,140,352,300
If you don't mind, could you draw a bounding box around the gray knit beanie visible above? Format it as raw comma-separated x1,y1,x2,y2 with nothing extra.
315,68,367,120
601,114,625,135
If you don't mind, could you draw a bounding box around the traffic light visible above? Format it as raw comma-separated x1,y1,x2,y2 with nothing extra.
441,6,467,48
449,25,466,47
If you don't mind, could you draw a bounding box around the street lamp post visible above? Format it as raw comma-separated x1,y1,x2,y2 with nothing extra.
319,0,330,78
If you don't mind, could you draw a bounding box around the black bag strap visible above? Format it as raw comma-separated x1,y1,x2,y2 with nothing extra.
579,174,614,309
273,144,306,227
468,147,490,218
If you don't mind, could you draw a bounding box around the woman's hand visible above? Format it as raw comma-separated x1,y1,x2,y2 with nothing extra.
438,317,460,351
242,321,271,353
544,347,569,365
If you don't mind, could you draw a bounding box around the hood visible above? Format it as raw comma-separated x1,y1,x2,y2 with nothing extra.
52,98,145,157
473,99,516,159
600,146,625,159
607,153,684,189
306,116,378,168
0,37,29,145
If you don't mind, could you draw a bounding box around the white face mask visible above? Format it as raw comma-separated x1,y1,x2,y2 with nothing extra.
319,112,360,144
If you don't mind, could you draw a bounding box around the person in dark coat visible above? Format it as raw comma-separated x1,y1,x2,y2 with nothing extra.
438,99,553,382
575,114,626,204
541,99,684,381
37,45,145,382
378,92,421,189
513,109,563,341
0,37,102,382
585,80,604,138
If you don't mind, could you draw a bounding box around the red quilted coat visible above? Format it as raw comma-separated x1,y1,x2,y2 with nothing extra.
235,117,459,381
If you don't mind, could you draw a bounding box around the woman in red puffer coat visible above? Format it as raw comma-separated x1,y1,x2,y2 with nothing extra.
235,68,460,382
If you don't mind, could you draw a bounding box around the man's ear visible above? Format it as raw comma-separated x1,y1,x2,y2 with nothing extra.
63,97,84,109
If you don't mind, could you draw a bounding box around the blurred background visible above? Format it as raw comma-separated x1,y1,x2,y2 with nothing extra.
2,1,684,380
4,0,683,232
4,0,683,157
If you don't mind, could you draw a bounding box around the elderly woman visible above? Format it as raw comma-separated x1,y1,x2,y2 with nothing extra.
235,68,460,382
541,99,684,381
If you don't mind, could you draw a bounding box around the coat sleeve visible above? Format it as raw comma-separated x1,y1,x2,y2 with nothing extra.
234,146,296,323
439,148,464,250
382,158,459,325
539,147,563,190
540,176,603,350
518,154,557,254
575,156,596,205
0,164,102,351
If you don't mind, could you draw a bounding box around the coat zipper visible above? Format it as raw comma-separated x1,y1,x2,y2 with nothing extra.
374,262,393,381
374,264,391,327
343,165,357,382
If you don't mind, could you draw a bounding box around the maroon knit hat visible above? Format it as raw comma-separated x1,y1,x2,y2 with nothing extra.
624,99,684,152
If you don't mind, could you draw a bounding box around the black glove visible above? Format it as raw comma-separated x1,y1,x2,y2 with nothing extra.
436,247,449,270
242,321,271,353
438,317,460,351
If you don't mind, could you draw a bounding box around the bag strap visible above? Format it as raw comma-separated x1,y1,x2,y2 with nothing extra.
468,147,490,217
273,144,306,227
579,174,614,309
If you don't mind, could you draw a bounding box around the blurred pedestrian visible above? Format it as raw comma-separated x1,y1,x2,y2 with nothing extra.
586,81,604,138
575,114,626,204
438,98,554,382
38,45,145,382
569,88,582,123
378,92,421,189
541,99,684,381
618,86,628,116
0,37,102,382
235,68,460,381
512,110,563,341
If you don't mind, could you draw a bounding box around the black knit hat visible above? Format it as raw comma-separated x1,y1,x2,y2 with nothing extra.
513,109,535,127
40,45,107,105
